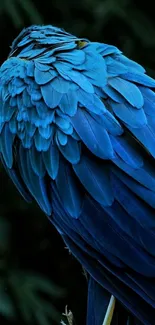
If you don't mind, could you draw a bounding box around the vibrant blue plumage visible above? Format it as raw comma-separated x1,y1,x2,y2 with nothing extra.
0,24,155,325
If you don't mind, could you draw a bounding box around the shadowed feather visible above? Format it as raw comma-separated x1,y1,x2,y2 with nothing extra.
0,24,155,325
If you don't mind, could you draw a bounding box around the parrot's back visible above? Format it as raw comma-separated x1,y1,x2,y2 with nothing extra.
0,25,155,325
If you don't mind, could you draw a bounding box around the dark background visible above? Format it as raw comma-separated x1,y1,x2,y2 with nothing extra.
0,0,155,324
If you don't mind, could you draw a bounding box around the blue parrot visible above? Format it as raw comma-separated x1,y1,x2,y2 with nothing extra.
0,25,155,325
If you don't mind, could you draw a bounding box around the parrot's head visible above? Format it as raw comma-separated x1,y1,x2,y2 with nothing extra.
9,25,88,58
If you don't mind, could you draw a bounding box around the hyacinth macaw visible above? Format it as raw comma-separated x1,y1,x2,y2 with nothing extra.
0,25,155,325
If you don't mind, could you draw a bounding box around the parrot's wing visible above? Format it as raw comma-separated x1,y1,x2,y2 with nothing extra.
1,38,155,325
50,46,155,324
51,165,155,325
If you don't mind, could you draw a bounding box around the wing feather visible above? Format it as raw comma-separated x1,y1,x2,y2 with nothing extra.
1,29,155,325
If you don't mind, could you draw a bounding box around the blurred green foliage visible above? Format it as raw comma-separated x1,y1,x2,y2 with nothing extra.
0,161,86,325
0,0,42,27
0,0,155,324
0,215,65,325
1,0,155,70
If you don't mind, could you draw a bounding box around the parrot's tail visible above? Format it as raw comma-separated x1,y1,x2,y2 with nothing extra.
87,277,141,325
60,232,152,325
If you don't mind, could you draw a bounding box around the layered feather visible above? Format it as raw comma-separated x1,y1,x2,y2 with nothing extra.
1,25,155,325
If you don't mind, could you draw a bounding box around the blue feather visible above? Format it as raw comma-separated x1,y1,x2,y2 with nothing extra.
34,62,50,72
17,35,32,47
34,130,51,151
56,50,85,65
0,122,4,133
81,49,107,87
112,156,155,191
22,89,33,108
128,124,155,158
121,72,155,87
55,116,72,134
111,101,147,128
77,89,106,114
94,86,107,98
42,142,59,180
105,56,128,76
35,100,49,118
38,41,76,56
19,44,34,56
59,91,78,116
21,134,33,148
73,154,114,206
50,76,73,93
103,85,124,103
56,157,83,218
19,48,46,59
55,116,70,130
87,277,118,325
114,55,145,73
31,88,42,101
38,125,53,139
146,114,155,134
2,85,10,101
10,96,17,107
96,43,121,56
140,87,155,116
1,99,16,123
108,77,144,108
26,60,35,77
18,144,51,215
29,145,46,177
90,111,123,136
71,108,115,159
36,56,56,64
41,82,63,108
53,61,73,81
71,129,80,141
110,134,143,168
13,77,25,88
57,136,81,164
83,64,107,87
68,70,94,93
109,171,155,235
0,154,32,203
34,67,57,85
112,166,155,209
0,124,15,168
9,117,17,134
56,130,67,146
